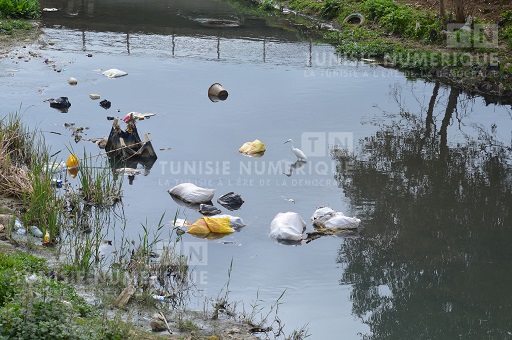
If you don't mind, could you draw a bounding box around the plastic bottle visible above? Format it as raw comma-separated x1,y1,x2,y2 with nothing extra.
51,178,63,188
14,219,22,230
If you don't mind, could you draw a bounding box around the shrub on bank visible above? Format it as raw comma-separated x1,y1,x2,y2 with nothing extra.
502,10,512,49
0,0,39,19
360,0,441,43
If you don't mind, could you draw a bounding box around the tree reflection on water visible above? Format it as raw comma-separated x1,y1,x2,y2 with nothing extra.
333,84,512,339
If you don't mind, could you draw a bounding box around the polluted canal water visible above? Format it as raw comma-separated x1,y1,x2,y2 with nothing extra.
1,0,512,338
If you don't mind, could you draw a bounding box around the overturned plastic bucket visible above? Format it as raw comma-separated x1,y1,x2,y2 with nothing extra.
208,83,228,102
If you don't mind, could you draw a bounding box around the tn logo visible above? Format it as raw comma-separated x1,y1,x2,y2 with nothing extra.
301,132,353,157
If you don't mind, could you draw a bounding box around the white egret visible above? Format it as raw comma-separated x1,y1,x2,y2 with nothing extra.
284,139,307,161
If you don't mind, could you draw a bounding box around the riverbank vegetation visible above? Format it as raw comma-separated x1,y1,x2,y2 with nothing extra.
0,0,40,57
255,0,512,101
0,0,39,19
0,248,169,339
0,0,39,34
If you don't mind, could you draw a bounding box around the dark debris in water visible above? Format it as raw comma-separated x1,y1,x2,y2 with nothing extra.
47,97,71,113
217,192,244,211
199,204,222,216
100,99,111,109
64,122,87,143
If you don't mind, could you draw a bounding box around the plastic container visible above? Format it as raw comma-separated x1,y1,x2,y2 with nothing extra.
51,178,63,188
208,83,228,102
44,231,50,244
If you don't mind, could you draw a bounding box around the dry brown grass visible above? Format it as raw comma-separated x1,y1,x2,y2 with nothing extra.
0,115,35,199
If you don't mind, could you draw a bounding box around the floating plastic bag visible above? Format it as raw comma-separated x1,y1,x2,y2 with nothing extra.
66,154,78,168
99,99,111,109
239,139,266,155
172,218,190,228
217,192,244,211
199,204,222,216
269,212,306,241
168,183,215,204
124,112,156,121
48,97,71,113
187,214,246,236
311,207,361,230
66,154,79,178
188,216,232,234
215,214,246,230
102,68,128,78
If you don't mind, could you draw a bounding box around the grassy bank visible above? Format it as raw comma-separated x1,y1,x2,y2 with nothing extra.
0,0,40,57
255,0,512,102
0,248,169,339
0,0,39,33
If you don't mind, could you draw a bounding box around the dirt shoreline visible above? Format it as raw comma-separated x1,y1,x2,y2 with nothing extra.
0,21,42,58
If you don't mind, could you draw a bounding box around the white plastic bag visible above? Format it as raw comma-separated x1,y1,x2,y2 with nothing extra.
214,214,246,230
102,68,128,78
168,183,214,204
311,207,360,230
269,212,306,241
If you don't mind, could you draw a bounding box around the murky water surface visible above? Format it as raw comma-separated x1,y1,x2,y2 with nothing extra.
2,0,512,338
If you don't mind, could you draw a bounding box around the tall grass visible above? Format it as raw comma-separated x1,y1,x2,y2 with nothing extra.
0,114,64,242
0,113,125,247
23,151,65,244
75,150,123,207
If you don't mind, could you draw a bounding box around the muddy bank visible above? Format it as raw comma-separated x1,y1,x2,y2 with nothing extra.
0,22,42,58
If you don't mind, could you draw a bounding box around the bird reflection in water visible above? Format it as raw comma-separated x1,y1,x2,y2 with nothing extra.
284,160,307,177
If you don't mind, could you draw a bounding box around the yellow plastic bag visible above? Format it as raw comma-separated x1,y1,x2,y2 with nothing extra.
203,216,233,233
187,216,234,235
187,218,210,234
66,154,78,168
66,154,79,178
239,139,266,155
